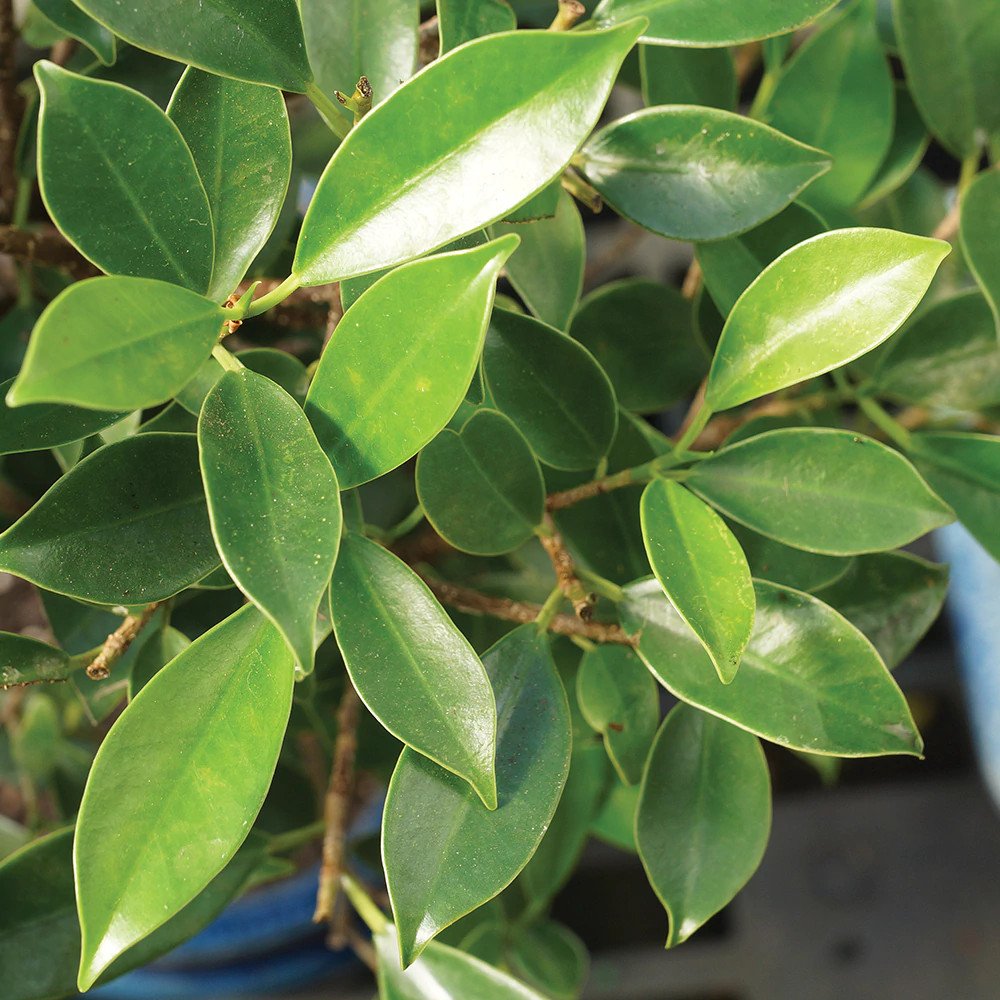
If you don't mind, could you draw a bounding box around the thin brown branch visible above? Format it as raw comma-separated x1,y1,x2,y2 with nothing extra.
419,15,439,67
420,573,636,646
681,257,702,300
314,683,361,936
85,604,159,681
346,925,378,970
550,0,586,30
538,514,595,620
0,225,95,275
932,201,960,242
0,0,20,223
546,466,639,511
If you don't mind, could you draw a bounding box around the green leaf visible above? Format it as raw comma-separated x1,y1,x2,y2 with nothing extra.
8,277,224,411
177,347,309,416
0,377,127,454
168,69,292,302
0,433,219,604
437,0,516,52
636,704,771,947
305,238,515,489
75,604,294,989
34,63,214,291
595,0,838,46
620,577,923,756
331,533,498,808
577,645,659,784
892,0,1000,158
590,778,639,852
416,408,545,555
860,83,929,207
870,291,1000,411
375,922,546,999
293,21,644,285
641,479,754,683
640,43,736,109
814,551,948,668
911,431,1000,563
508,920,588,1000
72,0,312,92
696,202,826,317
729,522,851,592
129,625,190,698
578,106,830,242
761,0,893,208
687,428,953,555
0,632,71,687
491,190,584,330
704,228,950,411
199,369,341,673
34,0,115,63
483,307,618,470
382,625,571,965
301,0,417,116
0,827,268,1000
568,279,707,413
960,169,1000,333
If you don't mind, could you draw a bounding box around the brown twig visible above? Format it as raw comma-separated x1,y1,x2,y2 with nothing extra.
419,15,440,67
681,257,702,300
546,466,640,511
346,925,378,971
550,0,586,30
0,0,20,223
314,683,361,938
0,225,95,275
932,201,961,242
420,573,636,646
85,604,159,680
538,514,595,620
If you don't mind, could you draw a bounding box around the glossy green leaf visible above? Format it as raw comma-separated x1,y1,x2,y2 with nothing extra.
640,43,736,109
860,84,929,208
0,827,268,1000
168,69,292,302
503,179,561,224
814,551,948,667
578,106,830,242
568,279,707,413
636,704,770,947
306,238,515,488
129,625,190,698
72,0,312,91
0,433,218,604
331,533,497,807
199,369,341,672
416,408,544,555
74,605,293,988
294,21,644,285
688,428,953,555
577,645,659,784
911,432,1000,563
641,479,754,683
871,291,1000,410
492,190,584,330
620,577,923,756
704,228,950,411
483,307,618,470
0,632,71,687
8,277,224,411
35,63,214,290
960,169,1000,332
383,625,571,965
437,0,516,52
301,0,417,117
35,0,115,63
729,522,850,593
590,779,639,852
892,0,1000,158
761,0,893,207
508,920,589,1000
697,202,826,317
177,347,310,416
594,0,838,46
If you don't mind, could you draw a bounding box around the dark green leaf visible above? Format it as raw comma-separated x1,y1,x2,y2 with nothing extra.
0,434,219,604
483,307,618,470
35,63,214,291
383,625,570,965
578,106,830,241
508,920,589,1000
331,533,498,807
177,347,310,416
960,169,1000,333
860,84,929,207
437,0,516,52
128,625,190,697
294,21,644,285
416,408,545,555
729,522,851,592
34,0,115,63
688,428,953,555
636,704,770,947
168,69,292,302
306,238,515,488
704,228,950,411
199,369,341,673
640,43,736,109
620,577,923,756
75,604,294,988
0,632,71,687
590,779,639,852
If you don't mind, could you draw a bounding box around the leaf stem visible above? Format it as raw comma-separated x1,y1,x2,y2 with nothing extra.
576,566,625,603
381,504,427,544
212,344,244,373
268,819,327,854
342,875,389,935
958,152,981,195
673,402,714,455
856,393,913,451
245,274,304,318
535,585,565,633
306,83,352,140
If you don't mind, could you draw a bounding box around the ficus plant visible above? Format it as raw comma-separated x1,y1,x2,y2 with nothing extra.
0,0,998,996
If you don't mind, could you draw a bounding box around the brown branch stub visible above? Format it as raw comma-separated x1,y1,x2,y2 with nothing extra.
313,682,361,938
551,0,586,31
932,201,961,243
85,604,159,681
546,467,636,512
0,0,21,223
539,514,595,621
0,225,95,275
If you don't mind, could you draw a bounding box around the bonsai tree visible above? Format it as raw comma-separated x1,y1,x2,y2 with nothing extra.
0,0,998,995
